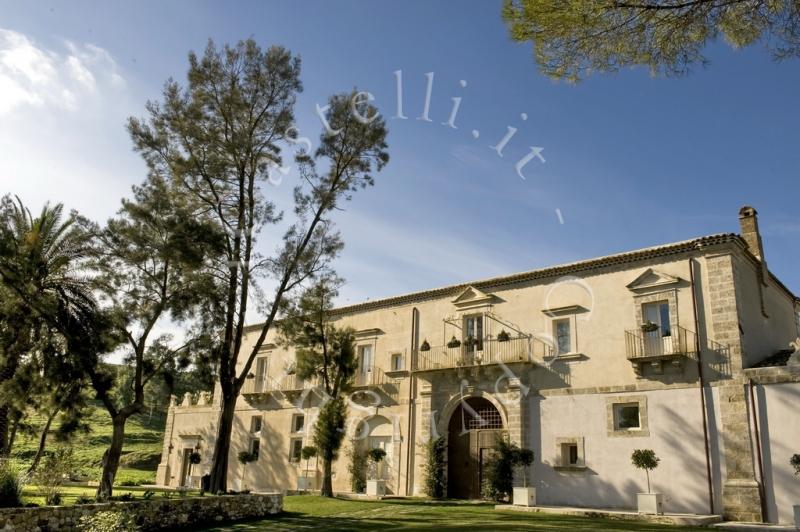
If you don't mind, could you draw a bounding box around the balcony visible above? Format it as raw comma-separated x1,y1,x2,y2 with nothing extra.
241,374,316,401
625,325,697,377
415,336,544,372
241,375,272,400
352,366,387,389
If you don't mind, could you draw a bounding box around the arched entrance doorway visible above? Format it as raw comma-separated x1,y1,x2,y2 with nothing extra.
446,397,506,499
355,415,396,494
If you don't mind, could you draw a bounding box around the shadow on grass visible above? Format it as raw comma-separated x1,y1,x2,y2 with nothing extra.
191,498,712,532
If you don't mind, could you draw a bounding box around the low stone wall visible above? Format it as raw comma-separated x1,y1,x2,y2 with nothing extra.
0,492,282,531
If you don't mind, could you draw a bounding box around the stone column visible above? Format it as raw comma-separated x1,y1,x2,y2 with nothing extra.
156,397,177,486
706,253,762,521
719,383,762,522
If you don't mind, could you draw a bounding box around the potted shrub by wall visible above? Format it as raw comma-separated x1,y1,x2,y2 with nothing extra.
188,450,202,487
791,453,800,528
298,446,318,492
632,449,663,515
497,330,511,342
237,450,257,491
512,448,536,507
447,336,461,349
420,339,430,351
366,448,387,496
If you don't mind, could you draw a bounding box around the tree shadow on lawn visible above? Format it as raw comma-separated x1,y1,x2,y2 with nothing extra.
192,506,711,531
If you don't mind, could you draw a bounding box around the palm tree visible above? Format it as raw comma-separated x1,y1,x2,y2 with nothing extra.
0,196,97,454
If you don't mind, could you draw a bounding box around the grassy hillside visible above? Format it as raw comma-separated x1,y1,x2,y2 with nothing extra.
11,401,166,486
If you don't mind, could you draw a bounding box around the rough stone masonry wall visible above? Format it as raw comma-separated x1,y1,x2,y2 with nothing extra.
706,253,762,522
0,493,282,531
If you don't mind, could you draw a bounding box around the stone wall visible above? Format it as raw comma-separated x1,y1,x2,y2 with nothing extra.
0,493,282,531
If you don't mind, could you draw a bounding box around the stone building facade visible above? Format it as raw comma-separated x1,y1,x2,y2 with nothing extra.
157,206,800,524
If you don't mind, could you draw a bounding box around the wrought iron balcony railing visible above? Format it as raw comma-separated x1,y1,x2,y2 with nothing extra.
625,325,697,361
415,336,545,372
352,366,387,388
241,374,316,397
625,325,698,377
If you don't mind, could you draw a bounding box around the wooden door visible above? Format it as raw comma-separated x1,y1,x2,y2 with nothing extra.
447,397,506,499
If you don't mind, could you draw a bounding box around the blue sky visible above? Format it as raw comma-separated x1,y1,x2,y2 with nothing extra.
2,0,799,310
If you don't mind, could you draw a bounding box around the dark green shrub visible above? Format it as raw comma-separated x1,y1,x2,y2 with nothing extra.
631,449,660,493
497,330,510,342
75,495,93,505
347,438,367,493
0,460,25,508
790,454,800,475
514,448,535,487
422,436,446,499
481,437,518,502
367,448,386,463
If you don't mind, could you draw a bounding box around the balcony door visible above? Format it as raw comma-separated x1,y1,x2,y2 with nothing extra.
358,345,373,385
642,301,671,356
463,315,484,351
255,356,269,392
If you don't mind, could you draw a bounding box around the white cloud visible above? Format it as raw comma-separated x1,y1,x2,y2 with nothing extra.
0,28,124,115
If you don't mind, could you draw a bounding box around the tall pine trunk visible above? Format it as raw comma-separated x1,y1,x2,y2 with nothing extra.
321,457,334,497
96,415,127,500
27,409,58,474
209,393,236,493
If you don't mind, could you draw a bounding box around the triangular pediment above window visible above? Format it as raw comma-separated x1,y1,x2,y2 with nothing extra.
626,268,681,292
452,286,495,309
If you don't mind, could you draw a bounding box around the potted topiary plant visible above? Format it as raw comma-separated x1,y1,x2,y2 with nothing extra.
447,336,462,349
237,450,257,491
366,448,387,496
791,453,800,528
512,448,536,506
497,330,510,342
188,450,202,483
632,449,662,514
420,339,431,351
299,446,318,492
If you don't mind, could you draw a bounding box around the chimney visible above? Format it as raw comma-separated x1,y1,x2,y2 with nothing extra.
738,205,765,262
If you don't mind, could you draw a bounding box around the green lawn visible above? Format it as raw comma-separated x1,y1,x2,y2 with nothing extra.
197,495,713,531
11,401,165,486
21,485,190,506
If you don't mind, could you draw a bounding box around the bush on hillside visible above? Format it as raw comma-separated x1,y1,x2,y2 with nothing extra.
32,446,73,506
0,460,26,508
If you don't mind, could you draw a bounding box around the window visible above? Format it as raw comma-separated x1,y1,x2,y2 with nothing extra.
464,315,484,350
250,439,260,460
614,403,641,430
554,318,572,355
560,443,579,466
358,345,373,374
554,437,585,469
391,353,404,371
250,415,262,433
607,395,649,437
292,414,305,433
289,438,303,463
